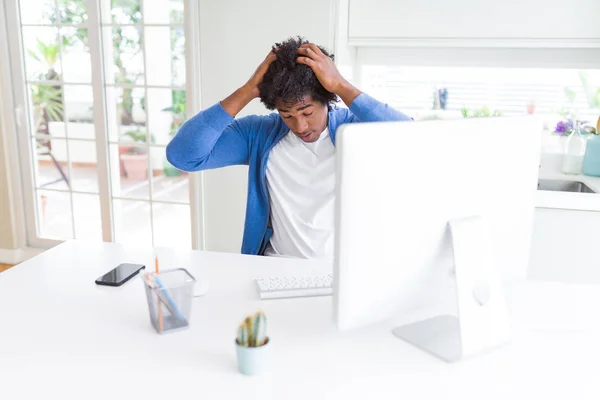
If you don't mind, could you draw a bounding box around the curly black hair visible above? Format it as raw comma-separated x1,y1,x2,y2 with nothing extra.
258,36,338,110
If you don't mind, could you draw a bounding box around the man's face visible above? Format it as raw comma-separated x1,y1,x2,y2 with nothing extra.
276,95,328,143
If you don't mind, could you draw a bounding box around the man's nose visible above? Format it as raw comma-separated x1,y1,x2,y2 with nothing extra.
295,118,308,134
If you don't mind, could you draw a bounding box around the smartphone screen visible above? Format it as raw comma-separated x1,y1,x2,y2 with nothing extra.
95,263,145,286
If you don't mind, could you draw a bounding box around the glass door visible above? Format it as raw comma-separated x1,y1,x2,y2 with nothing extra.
5,0,197,249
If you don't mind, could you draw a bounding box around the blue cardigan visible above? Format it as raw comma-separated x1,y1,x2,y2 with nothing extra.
166,92,412,255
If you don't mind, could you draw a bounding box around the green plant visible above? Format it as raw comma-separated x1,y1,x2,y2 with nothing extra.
578,71,600,109
28,36,66,134
110,2,143,125
461,106,503,118
236,311,268,348
162,90,186,136
121,129,155,154
44,0,143,126
31,85,64,136
557,71,600,119
27,38,63,80
45,1,88,50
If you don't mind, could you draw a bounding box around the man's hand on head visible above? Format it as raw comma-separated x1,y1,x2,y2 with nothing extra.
296,44,344,93
245,50,278,99
296,43,361,106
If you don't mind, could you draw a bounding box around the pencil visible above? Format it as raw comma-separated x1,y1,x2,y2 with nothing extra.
155,256,163,333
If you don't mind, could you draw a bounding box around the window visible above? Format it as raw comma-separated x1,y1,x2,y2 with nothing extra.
361,65,600,123
9,0,195,249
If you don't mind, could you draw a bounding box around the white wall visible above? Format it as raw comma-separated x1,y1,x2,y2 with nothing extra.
348,0,600,47
198,0,336,252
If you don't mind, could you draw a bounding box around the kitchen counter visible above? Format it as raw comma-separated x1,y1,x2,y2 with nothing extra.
536,170,600,211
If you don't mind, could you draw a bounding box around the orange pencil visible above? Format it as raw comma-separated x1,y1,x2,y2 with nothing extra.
155,256,163,333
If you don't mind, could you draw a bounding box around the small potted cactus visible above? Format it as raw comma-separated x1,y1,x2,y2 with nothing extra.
235,310,269,375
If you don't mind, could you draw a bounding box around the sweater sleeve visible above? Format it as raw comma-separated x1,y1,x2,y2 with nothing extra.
347,92,413,123
166,101,267,172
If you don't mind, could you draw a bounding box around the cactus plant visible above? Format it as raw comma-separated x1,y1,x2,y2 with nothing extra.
237,324,249,347
236,310,268,347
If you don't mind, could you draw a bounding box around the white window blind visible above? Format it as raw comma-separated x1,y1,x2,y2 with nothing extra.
361,65,600,121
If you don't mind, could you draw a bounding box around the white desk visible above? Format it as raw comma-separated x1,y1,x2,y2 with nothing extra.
0,240,599,400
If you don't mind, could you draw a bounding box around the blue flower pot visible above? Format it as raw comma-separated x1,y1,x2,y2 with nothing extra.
235,337,270,376
583,135,600,177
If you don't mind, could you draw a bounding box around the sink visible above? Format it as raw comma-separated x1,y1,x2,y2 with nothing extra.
537,179,596,193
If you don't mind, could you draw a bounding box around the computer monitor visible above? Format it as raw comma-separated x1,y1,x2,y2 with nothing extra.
333,116,543,362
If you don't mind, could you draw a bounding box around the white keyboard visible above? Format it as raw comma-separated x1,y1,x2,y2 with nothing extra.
255,274,333,299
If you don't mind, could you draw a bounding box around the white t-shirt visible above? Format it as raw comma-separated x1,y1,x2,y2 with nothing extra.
263,128,336,260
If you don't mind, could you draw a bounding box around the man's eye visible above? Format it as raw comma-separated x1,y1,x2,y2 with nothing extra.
283,115,292,119
304,112,313,117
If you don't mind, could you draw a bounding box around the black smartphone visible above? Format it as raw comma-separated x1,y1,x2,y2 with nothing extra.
95,263,145,287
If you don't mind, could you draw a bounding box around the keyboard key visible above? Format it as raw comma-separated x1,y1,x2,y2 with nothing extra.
254,275,333,299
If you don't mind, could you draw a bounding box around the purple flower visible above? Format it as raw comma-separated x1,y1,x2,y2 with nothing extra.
565,120,574,131
555,121,566,135
554,119,575,136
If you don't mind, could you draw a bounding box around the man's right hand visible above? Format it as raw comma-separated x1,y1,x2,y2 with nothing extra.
244,50,277,98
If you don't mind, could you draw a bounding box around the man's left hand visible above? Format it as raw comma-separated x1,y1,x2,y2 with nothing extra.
297,43,361,106
296,44,346,93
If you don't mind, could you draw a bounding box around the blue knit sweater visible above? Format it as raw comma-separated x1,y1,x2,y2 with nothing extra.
166,93,411,254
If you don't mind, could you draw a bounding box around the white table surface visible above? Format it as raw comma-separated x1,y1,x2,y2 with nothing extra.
1,240,599,400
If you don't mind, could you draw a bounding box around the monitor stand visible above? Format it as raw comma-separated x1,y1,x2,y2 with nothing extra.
392,215,511,363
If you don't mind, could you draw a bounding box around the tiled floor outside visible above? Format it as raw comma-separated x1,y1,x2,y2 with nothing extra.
0,264,14,273
36,164,192,249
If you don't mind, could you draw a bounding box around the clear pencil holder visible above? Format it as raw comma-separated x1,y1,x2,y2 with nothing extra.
142,268,196,334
